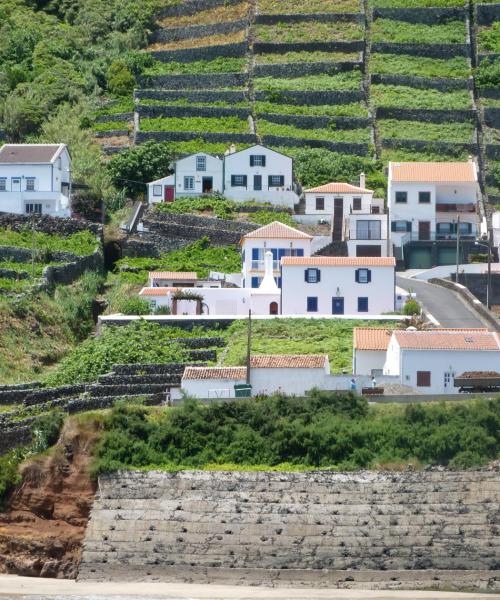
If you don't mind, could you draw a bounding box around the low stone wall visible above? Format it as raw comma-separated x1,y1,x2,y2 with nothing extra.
135,89,247,103
0,268,29,280
261,135,369,156
135,131,257,145
476,2,500,26
255,13,362,25
149,42,247,64
371,73,471,91
372,42,470,58
451,272,500,308
258,112,371,130
95,130,130,138
137,104,251,120
254,41,364,54
140,72,248,90
484,107,500,129
151,20,247,43
373,6,466,23
253,60,361,78
112,363,189,375
486,144,500,160
157,0,241,19
0,424,33,454
381,138,478,155
375,107,476,123
147,210,256,234
79,469,500,589
0,213,101,237
23,384,87,407
254,90,364,105
95,112,134,123
43,248,104,287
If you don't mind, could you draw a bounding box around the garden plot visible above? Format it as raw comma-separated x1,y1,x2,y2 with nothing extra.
381,147,471,163
378,119,475,143
139,116,251,134
478,23,500,54
372,18,466,44
158,1,249,27
148,30,246,51
143,57,247,75
254,71,363,92
255,50,360,64
370,54,470,79
257,0,361,13
371,84,472,109
371,0,468,7
254,100,369,117
257,120,371,144
255,21,363,43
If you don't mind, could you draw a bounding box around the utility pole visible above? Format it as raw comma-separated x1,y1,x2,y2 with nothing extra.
455,216,460,285
246,309,252,385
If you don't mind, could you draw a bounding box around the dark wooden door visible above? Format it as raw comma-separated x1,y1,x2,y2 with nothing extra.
332,297,344,315
254,175,262,191
418,221,431,241
333,198,344,241
164,186,174,202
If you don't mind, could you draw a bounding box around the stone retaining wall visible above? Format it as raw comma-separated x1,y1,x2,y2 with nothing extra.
371,73,471,91
140,72,248,90
95,112,133,123
151,20,247,43
253,60,361,78
486,144,500,160
135,90,247,103
484,108,500,129
149,42,247,64
255,13,362,24
254,41,364,54
95,130,130,138
0,213,101,236
158,0,241,19
79,469,500,590
373,6,466,23
43,249,104,287
135,131,257,145
258,112,371,130
254,90,364,105
261,135,369,156
476,3,500,26
146,211,256,234
137,105,251,120
23,384,87,407
381,138,478,154
372,42,470,58
375,107,476,123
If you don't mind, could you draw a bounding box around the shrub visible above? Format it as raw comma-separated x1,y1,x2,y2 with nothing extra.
402,299,420,316
370,54,470,79
0,448,26,509
107,60,136,96
116,296,151,315
139,116,250,134
475,58,500,89
478,23,500,53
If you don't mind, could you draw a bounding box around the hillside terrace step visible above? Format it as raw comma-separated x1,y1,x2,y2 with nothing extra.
148,42,247,64
134,90,247,103
253,41,365,54
150,20,248,44
67,394,162,415
136,104,251,120
140,72,248,90
97,374,182,386
0,381,42,392
85,384,170,398
111,363,192,375
255,13,363,25
23,384,86,406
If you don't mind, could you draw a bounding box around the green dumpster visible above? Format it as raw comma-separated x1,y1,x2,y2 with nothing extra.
234,384,252,398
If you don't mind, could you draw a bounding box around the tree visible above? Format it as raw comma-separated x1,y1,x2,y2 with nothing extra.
2,87,45,141
107,60,135,96
107,141,177,197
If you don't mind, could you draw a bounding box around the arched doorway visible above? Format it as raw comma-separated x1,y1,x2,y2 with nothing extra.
269,301,278,315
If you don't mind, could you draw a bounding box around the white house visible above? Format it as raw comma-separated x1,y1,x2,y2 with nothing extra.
383,329,500,394
147,174,175,204
147,271,222,288
352,327,393,376
280,256,396,316
224,145,299,207
388,160,480,268
0,143,71,217
175,152,223,198
240,221,312,289
182,354,331,398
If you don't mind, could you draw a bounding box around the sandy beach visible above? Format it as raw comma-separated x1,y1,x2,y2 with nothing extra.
0,575,499,600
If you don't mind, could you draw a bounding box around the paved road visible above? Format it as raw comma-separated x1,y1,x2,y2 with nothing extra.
0,575,498,600
396,276,486,328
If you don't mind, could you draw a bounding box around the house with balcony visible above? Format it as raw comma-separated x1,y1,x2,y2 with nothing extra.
303,176,389,257
388,160,480,269
240,221,313,289
0,143,71,217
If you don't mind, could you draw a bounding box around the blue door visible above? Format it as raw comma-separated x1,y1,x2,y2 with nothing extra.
332,297,344,315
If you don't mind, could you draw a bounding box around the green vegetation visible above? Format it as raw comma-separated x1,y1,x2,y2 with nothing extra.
255,51,360,64
371,54,470,79
144,57,247,75
475,58,500,89
0,229,97,257
257,120,370,143
45,321,195,386
255,21,363,43
93,120,131,132
93,97,135,117
255,72,362,92
222,319,397,372
372,19,465,44
378,119,475,142
381,147,470,162
246,211,296,226
0,277,33,294
149,30,246,51
92,395,500,474
140,116,250,134
372,0,466,7
0,260,64,277
255,101,368,118
159,1,249,27
258,0,359,13
114,237,242,282
478,23,500,53
371,84,472,109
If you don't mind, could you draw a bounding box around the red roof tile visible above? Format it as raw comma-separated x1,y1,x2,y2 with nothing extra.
281,256,396,267
305,182,373,194
139,287,177,296
390,161,477,183
250,355,328,369
183,367,247,380
353,328,393,351
242,221,313,241
393,331,500,351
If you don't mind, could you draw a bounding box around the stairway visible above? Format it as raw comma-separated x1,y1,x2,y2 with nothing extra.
313,241,348,257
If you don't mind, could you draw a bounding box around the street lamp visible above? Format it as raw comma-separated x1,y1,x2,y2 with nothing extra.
474,233,492,310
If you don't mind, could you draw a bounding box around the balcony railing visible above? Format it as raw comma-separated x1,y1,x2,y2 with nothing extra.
436,203,476,213
349,232,385,241
251,260,281,270
400,231,476,245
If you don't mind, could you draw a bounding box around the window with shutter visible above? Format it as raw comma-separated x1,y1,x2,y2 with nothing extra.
315,197,325,210
353,197,362,210
357,297,368,312
395,191,407,203
250,155,265,167
416,371,431,387
356,268,370,284
305,268,320,283
231,175,247,187
268,175,284,187
307,297,318,312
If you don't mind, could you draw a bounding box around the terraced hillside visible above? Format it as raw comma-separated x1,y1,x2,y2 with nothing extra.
98,0,499,212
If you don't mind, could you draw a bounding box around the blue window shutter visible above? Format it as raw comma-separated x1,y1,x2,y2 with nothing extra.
251,277,259,288
355,269,359,283
278,248,286,259
406,222,412,232
271,248,278,260
279,175,284,186
250,155,255,167
297,249,304,257
242,250,245,262
358,297,368,312
243,175,247,187
252,248,259,260
231,175,236,186
262,155,266,167
268,175,273,188
391,221,396,232
367,269,371,283
317,269,321,282
304,269,309,282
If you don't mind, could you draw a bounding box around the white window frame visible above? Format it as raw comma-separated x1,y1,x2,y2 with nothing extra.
25,177,35,191
25,203,42,214
184,176,195,190
232,175,246,187
153,185,162,197
0,179,6,192
251,155,264,167
269,175,283,187
196,155,206,171
358,268,369,284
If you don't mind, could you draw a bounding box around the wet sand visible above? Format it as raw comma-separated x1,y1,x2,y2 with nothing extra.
0,575,499,600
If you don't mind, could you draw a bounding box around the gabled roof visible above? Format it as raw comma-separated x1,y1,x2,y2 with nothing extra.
149,271,198,280
176,151,222,164
241,221,313,242
224,143,292,161
305,182,373,194
0,143,67,164
183,366,247,380
281,256,396,267
389,161,477,183
139,287,177,296
149,174,174,185
250,355,328,369
393,330,500,351
353,328,393,351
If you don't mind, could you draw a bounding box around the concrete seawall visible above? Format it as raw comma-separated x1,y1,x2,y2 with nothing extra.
79,469,500,591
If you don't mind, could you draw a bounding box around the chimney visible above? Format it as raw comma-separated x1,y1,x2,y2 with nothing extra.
229,143,236,154
359,172,366,189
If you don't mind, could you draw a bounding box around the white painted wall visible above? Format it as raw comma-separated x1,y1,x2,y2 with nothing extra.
224,145,298,206
0,147,71,216
241,237,311,288
147,175,174,204
183,377,246,399
280,264,395,315
304,191,373,216
175,153,223,198
347,213,389,257
353,349,387,376
250,366,329,396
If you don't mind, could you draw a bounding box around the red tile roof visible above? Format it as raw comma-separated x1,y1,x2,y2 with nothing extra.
183,367,247,380
390,161,477,183
241,221,313,241
250,355,328,369
353,328,393,351
139,287,177,296
393,331,500,351
305,182,373,194
149,271,198,280
281,256,396,267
